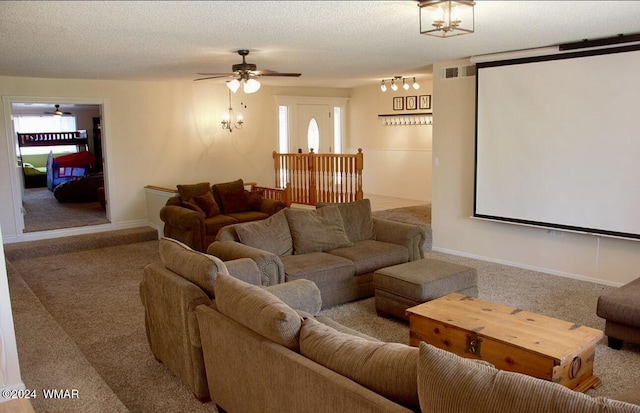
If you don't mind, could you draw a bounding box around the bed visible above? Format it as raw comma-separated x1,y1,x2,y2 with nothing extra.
17,131,93,190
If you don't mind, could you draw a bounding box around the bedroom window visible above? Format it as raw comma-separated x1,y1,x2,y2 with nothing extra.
14,115,76,134
13,115,78,155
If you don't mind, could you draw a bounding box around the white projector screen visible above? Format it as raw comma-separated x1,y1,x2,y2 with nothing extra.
474,45,640,240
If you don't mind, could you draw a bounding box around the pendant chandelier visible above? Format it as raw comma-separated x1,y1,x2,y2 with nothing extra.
221,89,243,132
418,0,475,38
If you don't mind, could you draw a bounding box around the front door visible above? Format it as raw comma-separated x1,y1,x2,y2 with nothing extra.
296,104,333,153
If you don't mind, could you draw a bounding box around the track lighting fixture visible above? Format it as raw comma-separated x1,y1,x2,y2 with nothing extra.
379,76,421,93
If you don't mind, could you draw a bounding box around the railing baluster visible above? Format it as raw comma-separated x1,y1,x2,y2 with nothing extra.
272,149,363,205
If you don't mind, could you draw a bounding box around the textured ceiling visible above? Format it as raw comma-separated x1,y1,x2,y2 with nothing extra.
1,1,640,88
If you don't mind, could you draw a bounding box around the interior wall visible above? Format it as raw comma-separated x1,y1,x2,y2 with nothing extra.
0,75,351,241
348,78,432,202
431,59,640,287
0,224,23,394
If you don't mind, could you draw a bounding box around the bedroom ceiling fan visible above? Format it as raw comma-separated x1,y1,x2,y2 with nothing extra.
194,49,301,94
44,104,72,117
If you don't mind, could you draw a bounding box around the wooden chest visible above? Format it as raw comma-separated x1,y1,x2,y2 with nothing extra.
406,293,604,392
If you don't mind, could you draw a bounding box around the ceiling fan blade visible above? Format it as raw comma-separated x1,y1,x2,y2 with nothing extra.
196,72,235,76
194,75,235,81
259,72,302,77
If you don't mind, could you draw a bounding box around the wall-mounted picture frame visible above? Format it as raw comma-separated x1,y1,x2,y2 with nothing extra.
393,96,404,111
419,95,432,110
406,95,417,110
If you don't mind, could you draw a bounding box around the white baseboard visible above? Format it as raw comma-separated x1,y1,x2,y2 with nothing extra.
432,246,623,288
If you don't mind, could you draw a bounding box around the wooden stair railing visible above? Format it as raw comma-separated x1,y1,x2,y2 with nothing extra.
272,149,363,206
250,183,292,208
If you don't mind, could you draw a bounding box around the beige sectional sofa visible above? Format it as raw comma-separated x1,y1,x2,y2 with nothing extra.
207,199,427,308
142,237,640,412
196,271,640,413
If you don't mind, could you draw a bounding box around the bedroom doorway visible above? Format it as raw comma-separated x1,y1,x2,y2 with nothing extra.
8,100,110,236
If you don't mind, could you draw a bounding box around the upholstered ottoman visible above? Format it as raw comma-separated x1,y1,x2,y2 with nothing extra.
596,276,640,349
373,258,478,321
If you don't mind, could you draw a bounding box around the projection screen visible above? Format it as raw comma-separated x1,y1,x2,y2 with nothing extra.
474,44,640,240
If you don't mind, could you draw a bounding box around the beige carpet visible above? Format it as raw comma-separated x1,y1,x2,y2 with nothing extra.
5,218,640,412
22,187,108,233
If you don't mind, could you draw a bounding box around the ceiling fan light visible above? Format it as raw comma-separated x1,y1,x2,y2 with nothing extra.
227,79,240,94
243,78,261,94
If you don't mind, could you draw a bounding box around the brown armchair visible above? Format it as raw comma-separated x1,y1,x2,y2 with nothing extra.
160,179,285,252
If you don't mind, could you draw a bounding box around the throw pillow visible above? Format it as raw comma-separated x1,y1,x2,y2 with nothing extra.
220,187,249,213
177,182,211,201
211,179,244,212
235,209,293,256
299,317,419,409
417,342,636,413
193,191,221,217
214,273,302,351
158,237,229,297
317,199,375,242
285,206,353,254
181,200,206,217
247,190,263,211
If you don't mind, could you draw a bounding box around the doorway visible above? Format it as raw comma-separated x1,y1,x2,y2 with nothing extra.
275,95,349,154
6,99,110,237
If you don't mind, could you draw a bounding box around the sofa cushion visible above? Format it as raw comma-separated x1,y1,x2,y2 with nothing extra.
417,342,640,413
177,182,211,200
193,191,221,217
300,317,419,410
328,239,409,275
282,252,355,286
203,214,240,235
224,210,270,223
158,237,229,297
285,206,353,254
235,209,293,257
317,199,375,242
214,273,302,351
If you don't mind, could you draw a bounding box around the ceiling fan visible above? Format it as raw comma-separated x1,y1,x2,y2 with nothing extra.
194,49,301,94
44,104,72,116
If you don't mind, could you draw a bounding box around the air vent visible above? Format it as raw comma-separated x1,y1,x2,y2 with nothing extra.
443,67,459,79
464,65,476,77
441,65,476,79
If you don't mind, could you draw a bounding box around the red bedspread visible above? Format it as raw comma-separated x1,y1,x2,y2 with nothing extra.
54,151,95,167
